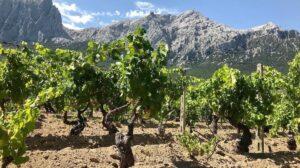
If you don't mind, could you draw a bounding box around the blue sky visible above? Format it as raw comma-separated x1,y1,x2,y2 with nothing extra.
53,0,300,30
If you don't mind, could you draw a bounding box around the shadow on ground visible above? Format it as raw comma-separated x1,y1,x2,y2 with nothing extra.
247,151,300,166
26,133,173,151
171,157,211,168
135,122,179,129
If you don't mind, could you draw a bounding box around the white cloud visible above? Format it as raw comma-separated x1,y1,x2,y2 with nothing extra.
53,0,178,28
65,13,94,24
53,1,77,12
115,10,121,16
126,10,149,18
94,11,121,17
63,23,83,30
126,1,178,18
53,0,122,29
135,1,154,10
53,1,94,27
156,8,178,15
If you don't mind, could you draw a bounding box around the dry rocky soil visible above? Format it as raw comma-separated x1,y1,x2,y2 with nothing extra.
3,112,300,168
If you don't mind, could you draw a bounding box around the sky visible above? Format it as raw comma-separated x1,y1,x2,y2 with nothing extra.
52,0,300,31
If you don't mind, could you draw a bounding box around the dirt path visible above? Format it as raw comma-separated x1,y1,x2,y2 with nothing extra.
3,113,300,168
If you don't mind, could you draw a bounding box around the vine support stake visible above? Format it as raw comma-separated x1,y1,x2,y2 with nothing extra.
180,68,188,134
180,87,186,133
256,63,265,154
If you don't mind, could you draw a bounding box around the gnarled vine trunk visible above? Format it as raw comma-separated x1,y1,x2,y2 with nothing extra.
1,156,13,168
157,123,165,136
63,105,88,136
88,108,93,118
263,125,271,133
211,115,219,135
0,100,6,120
44,102,56,113
287,131,297,151
70,110,87,136
63,111,78,125
229,119,252,153
115,112,137,168
100,105,118,135
0,100,5,112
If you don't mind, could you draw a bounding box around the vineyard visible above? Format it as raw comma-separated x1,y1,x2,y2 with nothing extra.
0,27,299,168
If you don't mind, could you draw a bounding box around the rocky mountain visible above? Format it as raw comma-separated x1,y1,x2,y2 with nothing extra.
0,0,69,43
1,0,300,77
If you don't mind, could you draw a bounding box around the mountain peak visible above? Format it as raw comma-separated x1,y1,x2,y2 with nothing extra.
251,22,280,31
145,11,157,19
180,10,204,17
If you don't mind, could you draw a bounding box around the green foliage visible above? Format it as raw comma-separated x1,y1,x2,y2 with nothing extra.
0,100,39,165
0,44,41,165
193,65,252,126
0,27,170,166
0,28,300,166
155,68,189,122
177,132,218,156
0,39,125,166
190,64,294,134
285,52,300,131
113,27,169,116
247,66,285,127
0,43,36,105
261,52,300,134
186,78,209,127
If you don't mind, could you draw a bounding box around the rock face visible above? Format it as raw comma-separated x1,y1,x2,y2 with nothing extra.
64,11,300,76
0,0,68,43
0,0,300,77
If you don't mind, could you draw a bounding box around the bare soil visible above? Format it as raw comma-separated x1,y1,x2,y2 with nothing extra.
3,113,300,168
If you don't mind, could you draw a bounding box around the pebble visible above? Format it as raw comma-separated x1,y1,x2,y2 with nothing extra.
43,155,49,160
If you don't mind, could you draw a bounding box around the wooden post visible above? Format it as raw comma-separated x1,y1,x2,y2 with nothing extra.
0,101,5,121
256,63,265,153
261,127,264,153
180,83,186,133
180,69,187,134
